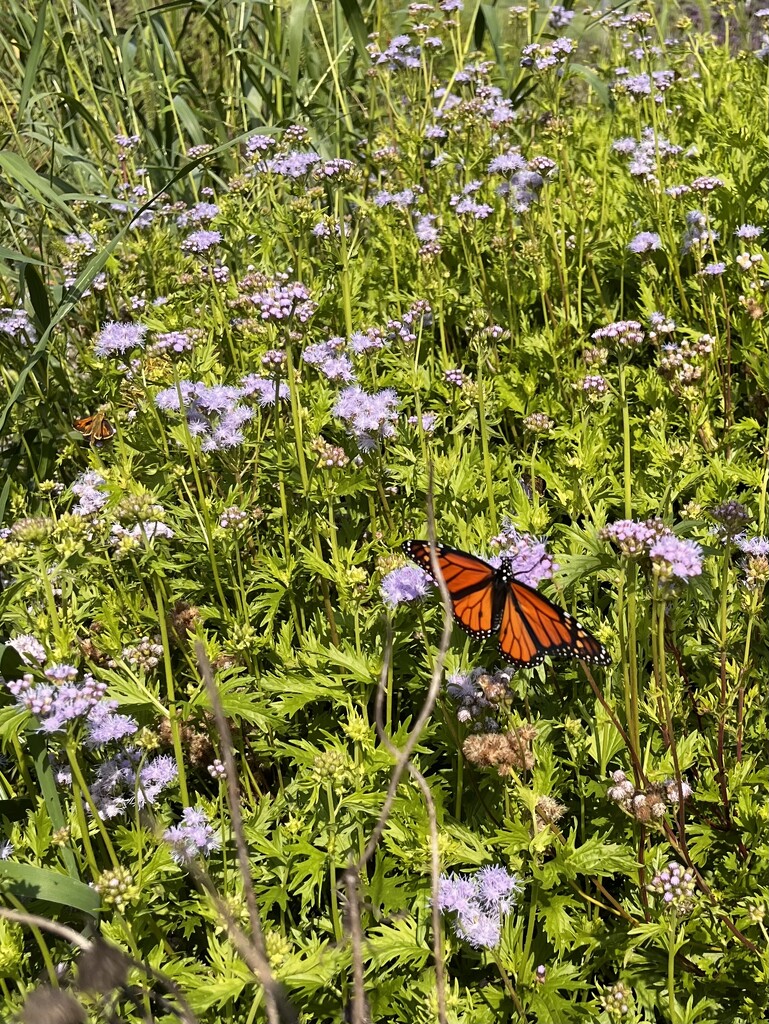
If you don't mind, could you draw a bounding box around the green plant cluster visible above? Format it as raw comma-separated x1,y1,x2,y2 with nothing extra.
0,1,767,1022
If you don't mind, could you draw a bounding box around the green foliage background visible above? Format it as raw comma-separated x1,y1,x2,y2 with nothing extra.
0,0,767,1021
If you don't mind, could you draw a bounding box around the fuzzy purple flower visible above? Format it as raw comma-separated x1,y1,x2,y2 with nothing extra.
9,635,47,664
71,470,108,517
240,374,290,406
489,524,557,588
381,565,433,607
437,866,521,949
164,807,220,864
649,535,703,583
628,232,662,254
181,229,222,254
95,321,147,357
699,262,726,277
735,224,763,240
592,321,644,347
334,386,399,450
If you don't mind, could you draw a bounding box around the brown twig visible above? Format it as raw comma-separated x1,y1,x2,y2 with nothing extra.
196,643,291,1024
345,467,452,1022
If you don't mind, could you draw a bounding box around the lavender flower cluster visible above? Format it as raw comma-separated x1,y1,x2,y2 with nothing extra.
488,522,557,588
155,379,268,452
164,807,220,864
437,866,522,948
4,664,137,747
380,564,433,607
445,667,512,726
89,749,178,820
601,519,703,582
648,861,698,914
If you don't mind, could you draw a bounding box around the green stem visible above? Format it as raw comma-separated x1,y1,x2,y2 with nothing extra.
153,577,189,806
667,913,679,1024
477,355,497,533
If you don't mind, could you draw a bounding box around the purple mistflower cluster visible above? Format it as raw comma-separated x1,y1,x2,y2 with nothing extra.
579,374,610,399
446,667,512,726
437,866,522,948
94,321,147,357
240,374,290,406
314,158,356,180
591,320,645,347
488,150,546,212
433,71,517,130
549,4,575,28
380,564,433,607
450,181,493,220
9,634,47,665
164,807,220,864
114,133,140,154
602,521,704,584
406,412,437,432
181,229,222,254
737,535,769,557
612,129,681,178
613,69,675,102
90,749,178,820
367,33,424,71
373,187,422,210
658,334,713,385
600,518,666,558
444,368,467,387
520,37,574,71
736,535,769,590
155,381,254,452
682,210,718,254
736,224,763,239
71,470,108,517
628,231,662,254
333,386,399,451
176,202,219,228
699,262,726,277
649,535,703,584
648,312,676,339
245,134,276,159
415,213,441,255
303,338,355,383
152,330,197,355
255,149,321,179
489,522,557,588
0,307,38,345
690,175,724,194
4,665,137,747
238,272,317,323
648,861,697,915
709,500,750,541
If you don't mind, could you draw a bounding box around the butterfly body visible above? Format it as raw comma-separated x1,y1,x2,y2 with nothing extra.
74,411,115,444
403,540,610,669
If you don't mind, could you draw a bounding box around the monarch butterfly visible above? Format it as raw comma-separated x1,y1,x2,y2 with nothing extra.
403,539,610,670
74,411,115,444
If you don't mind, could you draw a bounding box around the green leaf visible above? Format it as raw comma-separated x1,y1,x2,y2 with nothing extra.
336,0,370,64
17,0,49,126
0,863,100,916
23,263,51,332
366,916,430,971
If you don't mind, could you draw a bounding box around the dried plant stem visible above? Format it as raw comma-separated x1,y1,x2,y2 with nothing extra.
345,471,452,1023
196,642,290,1024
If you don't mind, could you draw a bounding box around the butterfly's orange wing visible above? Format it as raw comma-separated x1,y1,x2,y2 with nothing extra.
74,413,114,443
499,579,610,668
403,540,498,639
